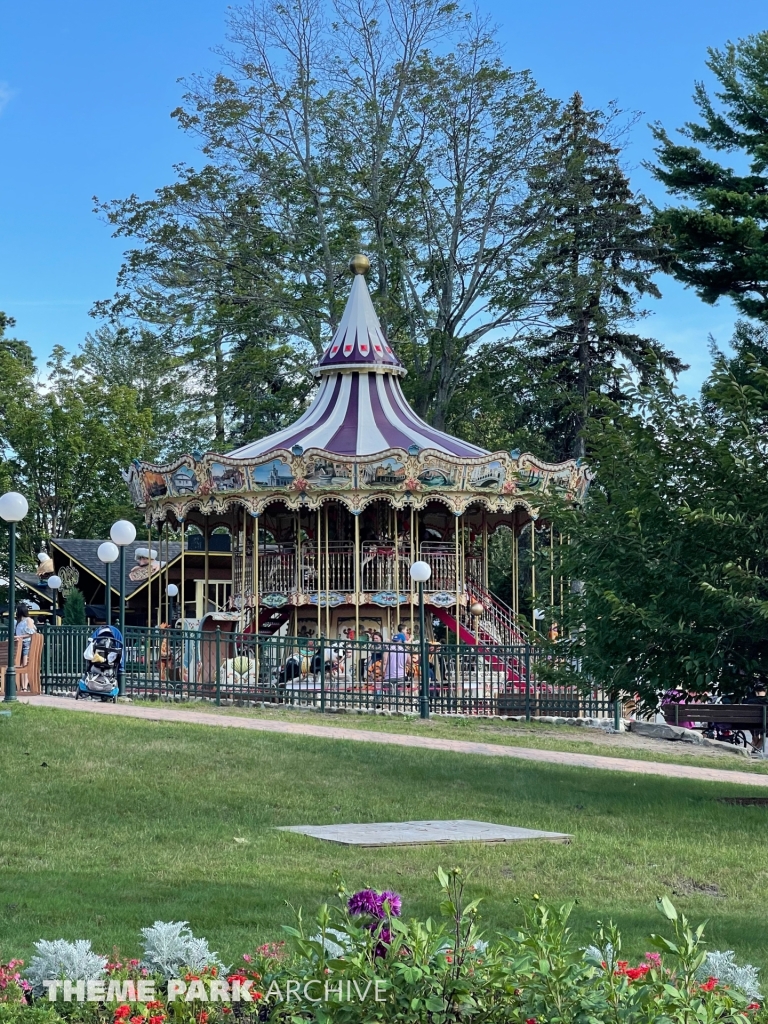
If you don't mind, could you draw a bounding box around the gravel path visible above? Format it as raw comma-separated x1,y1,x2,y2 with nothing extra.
17,695,768,789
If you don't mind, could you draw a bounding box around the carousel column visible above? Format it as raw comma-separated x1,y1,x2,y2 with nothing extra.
316,508,322,639
482,513,489,590
454,511,462,701
530,521,537,632
324,504,331,639
409,505,415,641
393,506,400,627
549,523,555,617
179,519,185,624
203,521,210,618
252,512,260,683
147,525,153,628
512,524,519,619
240,506,247,634
354,510,361,651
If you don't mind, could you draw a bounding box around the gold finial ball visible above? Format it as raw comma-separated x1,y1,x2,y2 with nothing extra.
349,253,370,276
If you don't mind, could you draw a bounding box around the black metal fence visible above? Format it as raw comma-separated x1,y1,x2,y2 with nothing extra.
39,625,614,719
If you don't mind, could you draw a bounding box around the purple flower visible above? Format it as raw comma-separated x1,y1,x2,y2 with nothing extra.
374,927,392,959
348,889,382,916
377,891,402,917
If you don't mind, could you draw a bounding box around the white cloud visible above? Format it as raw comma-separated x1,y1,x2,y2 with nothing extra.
0,81,16,116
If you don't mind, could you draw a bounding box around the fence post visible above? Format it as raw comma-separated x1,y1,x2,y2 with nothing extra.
614,695,621,731
524,646,531,722
319,637,326,713
215,627,221,706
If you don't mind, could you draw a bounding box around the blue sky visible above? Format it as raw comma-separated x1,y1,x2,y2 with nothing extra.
1,0,766,393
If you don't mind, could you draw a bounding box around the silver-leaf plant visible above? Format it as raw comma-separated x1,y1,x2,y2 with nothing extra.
139,921,225,979
25,940,108,997
697,951,761,1000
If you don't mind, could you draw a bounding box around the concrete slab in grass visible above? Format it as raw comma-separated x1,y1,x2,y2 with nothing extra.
277,819,572,846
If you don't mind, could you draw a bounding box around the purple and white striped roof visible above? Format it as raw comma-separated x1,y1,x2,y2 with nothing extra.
316,271,403,372
228,263,487,460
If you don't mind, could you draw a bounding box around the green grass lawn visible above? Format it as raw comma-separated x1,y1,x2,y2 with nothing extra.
2,704,767,968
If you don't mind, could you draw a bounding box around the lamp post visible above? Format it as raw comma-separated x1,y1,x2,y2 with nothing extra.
0,491,29,703
110,520,136,696
47,575,62,626
167,583,179,625
409,560,432,719
97,541,119,627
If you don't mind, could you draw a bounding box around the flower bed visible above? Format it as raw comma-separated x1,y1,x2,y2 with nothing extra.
0,871,763,1023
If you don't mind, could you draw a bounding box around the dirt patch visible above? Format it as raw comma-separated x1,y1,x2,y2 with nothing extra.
719,797,768,806
668,878,725,898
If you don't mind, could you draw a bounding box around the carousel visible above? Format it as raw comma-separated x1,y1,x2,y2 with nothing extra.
123,255,590,695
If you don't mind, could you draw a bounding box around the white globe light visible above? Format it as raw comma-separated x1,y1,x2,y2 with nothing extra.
97,541,119,564
0,491,29,523
409,560,432,583
167,584,179,598
110,520,137,546
47,575,62,590
37,551,48,563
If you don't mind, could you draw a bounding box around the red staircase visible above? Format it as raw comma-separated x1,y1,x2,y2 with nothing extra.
431,582,533,688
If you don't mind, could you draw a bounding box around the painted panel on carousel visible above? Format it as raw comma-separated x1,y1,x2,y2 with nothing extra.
247,458,295,489
370,591,409,607
167,464,198,496
209,462,246,492
427,591,457,608
261,592,289,608
309,591,346,608
359,456,406,488
142,470,170,500
417,458,463,489
303,456,353,489
466,460,505,490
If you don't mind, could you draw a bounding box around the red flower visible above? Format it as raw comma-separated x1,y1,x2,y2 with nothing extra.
526,1018,537,1024
747,1002,761,1011
227,974,248,985
625,966,650,981
700,977,718,992
114,1006,132,1020
196,1013,208,1024
184,974,200,982
253,992,262,1001
129,1016,146,1024
145,1002,163,1011
222,1008,232,1015
149,1016,164,1024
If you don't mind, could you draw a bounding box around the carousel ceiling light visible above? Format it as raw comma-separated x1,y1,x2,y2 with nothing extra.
110,520,137,547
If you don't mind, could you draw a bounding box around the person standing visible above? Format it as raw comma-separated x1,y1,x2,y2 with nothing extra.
15,604,37,692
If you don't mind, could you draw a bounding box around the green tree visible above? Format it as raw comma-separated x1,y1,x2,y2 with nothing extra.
519,94,682,460
650,31,768,321
61,588,87,626
0,337,152,560
100,1,555,438
553,355,768,709
94,166,300,452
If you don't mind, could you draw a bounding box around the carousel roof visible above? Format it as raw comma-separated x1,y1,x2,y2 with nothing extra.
229,256,487,460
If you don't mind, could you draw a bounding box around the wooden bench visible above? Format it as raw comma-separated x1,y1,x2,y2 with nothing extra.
0,632,43,695
662,702,767,752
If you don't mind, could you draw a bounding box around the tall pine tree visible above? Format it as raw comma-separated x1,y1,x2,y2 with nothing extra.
650,32,768,321
518,94,682,459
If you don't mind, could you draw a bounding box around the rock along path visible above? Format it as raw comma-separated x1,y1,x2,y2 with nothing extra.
18,695,768,790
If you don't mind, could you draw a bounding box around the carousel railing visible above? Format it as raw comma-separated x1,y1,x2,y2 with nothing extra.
38,625,614,720
231,543,480,597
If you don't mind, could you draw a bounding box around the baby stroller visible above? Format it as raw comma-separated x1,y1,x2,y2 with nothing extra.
76,626,123,702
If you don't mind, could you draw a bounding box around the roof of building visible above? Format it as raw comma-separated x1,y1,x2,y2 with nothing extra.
52,539,182,598
228,257,488,461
